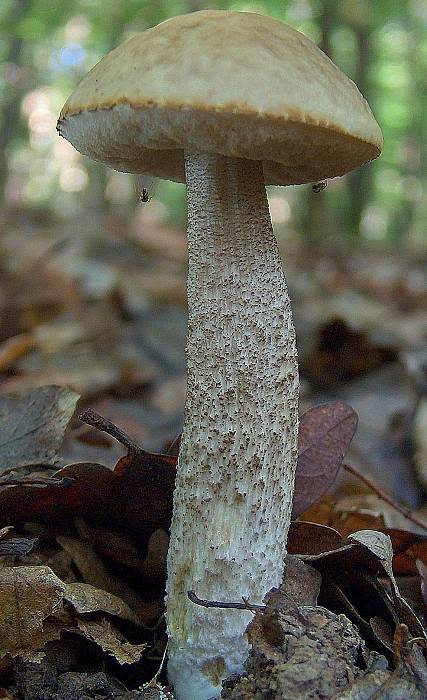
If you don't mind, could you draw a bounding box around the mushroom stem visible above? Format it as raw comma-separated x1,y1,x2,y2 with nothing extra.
166,152,299,699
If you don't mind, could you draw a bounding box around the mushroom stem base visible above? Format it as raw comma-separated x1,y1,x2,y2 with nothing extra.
166,152,299,699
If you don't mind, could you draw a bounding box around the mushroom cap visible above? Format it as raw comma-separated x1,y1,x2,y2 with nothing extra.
58,10,382,185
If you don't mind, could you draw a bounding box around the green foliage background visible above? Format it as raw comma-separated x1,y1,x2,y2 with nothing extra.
1,0,426,245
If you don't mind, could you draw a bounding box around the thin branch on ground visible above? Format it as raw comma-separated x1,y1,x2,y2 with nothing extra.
165,433,181,456
342,462,427,533
188,590,265,612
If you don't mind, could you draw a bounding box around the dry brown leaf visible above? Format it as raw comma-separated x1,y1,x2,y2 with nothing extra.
57,535,119,590
292,402,358,518
0,565,64,661
282,555,321,606
349,530,427,641
302,317,396,387
288,521,343,556
77,618,147,665
141,529,169,579
387,529,427,575
300,494,386,536
349,530,395,578
0,385,79,472
75,518,142,570
57,536,161,623
64,582,140,625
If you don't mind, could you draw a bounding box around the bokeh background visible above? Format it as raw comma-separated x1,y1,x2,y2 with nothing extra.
2,0,426,243
1,0,426,509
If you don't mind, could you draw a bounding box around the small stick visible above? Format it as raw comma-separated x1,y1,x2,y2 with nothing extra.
188,590,265,612
342,462,427,533
241,595,258,616
166,434,181,456
79,409,144,455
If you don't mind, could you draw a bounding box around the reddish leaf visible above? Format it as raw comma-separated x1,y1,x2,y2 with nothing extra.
288,521,343,556
298,494,387,536
292,402,358,518
383,528,427,576
0,450,176,537
0,403,358,545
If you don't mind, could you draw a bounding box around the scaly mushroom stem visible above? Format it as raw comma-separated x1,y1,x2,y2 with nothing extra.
166,152,299,699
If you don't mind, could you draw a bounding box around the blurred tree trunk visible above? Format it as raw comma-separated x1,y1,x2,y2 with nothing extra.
347,20,373,236
0,0,31,200
391,25,424,242
301,2,334,242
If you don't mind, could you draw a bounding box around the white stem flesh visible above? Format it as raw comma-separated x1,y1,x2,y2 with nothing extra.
166,152,299,700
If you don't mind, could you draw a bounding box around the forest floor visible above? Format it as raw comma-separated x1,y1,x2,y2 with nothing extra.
0,205,426,699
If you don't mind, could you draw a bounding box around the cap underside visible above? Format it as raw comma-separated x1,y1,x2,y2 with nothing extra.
59,102,379,186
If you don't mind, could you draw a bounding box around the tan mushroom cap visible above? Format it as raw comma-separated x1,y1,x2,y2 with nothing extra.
58,10,383,185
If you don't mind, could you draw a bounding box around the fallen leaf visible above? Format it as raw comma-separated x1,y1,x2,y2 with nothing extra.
0,386,79,472
0,451,176,535
298,527,427,649
287,521,343,556
349,530,427,641
282,555,321,606
75,517,142,570
57,536,160,624
385,529,427,575
4,309,159,397
0,565,64,661
77,618,147,665
141,529,169,579
292,402,358,518
348,530,395,578
299,494,386,536
370,616,394,651
64,582,140,625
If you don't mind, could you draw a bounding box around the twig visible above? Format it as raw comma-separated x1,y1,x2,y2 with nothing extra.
166,433,181,456
342,462,427,533
188,590,265,612
241,596,258,616
79,409,144,455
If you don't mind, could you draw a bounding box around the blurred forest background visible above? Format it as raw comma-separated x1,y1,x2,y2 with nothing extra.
1,0,426,244
0,0,426,504
1,5,427,696
1,5,427,695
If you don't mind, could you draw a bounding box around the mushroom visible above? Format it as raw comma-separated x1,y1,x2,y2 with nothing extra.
58,10,382,699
